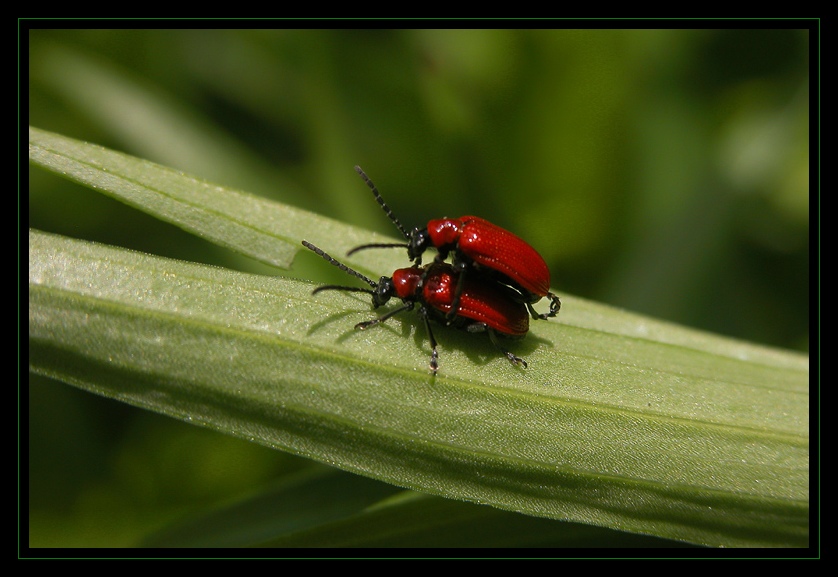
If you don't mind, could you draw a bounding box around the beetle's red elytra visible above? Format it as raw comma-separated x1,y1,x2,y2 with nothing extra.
418,261,529,338
348,166,561,321
302,240,528,375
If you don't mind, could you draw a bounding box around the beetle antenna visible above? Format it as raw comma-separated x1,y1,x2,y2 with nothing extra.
302,240,377,289
354,166,411,241
312,285,375,296
346,242,409,257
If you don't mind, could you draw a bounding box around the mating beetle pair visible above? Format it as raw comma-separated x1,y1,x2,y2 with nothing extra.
303,166,560,375
349,166,561,322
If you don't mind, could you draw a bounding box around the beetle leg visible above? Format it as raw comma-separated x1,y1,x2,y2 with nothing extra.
528,292,562,320
355,301,415,330
467,324,527,368
548,292,562,317
417,306,440,375
443,259,470,324
487,327,527,368
444,270,469,325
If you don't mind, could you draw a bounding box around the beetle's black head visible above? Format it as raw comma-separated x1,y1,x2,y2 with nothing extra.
407,228,432,263
372,276,394,308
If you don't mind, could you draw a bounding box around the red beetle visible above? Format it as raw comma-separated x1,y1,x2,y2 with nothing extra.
302,240,528,375
348,166,561,321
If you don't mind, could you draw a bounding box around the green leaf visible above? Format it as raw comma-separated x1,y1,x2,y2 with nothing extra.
27,126,391,271
28,127,809,548
141,467,696,548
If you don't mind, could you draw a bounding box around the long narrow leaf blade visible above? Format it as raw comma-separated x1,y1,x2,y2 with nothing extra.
29,227,808,548
28,126,382,270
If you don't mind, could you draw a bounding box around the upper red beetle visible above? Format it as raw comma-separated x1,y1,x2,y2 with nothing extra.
302,240,528,375
348,166,561,322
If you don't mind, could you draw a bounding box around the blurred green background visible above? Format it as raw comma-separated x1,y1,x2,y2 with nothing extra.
27,28,810,548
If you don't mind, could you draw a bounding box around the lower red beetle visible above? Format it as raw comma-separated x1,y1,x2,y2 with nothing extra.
348,166,561,322
302,240,529,375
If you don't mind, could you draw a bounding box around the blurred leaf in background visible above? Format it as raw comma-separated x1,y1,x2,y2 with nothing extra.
26,27,810,549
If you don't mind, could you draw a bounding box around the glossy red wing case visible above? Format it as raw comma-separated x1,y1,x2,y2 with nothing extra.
422,264,529,337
